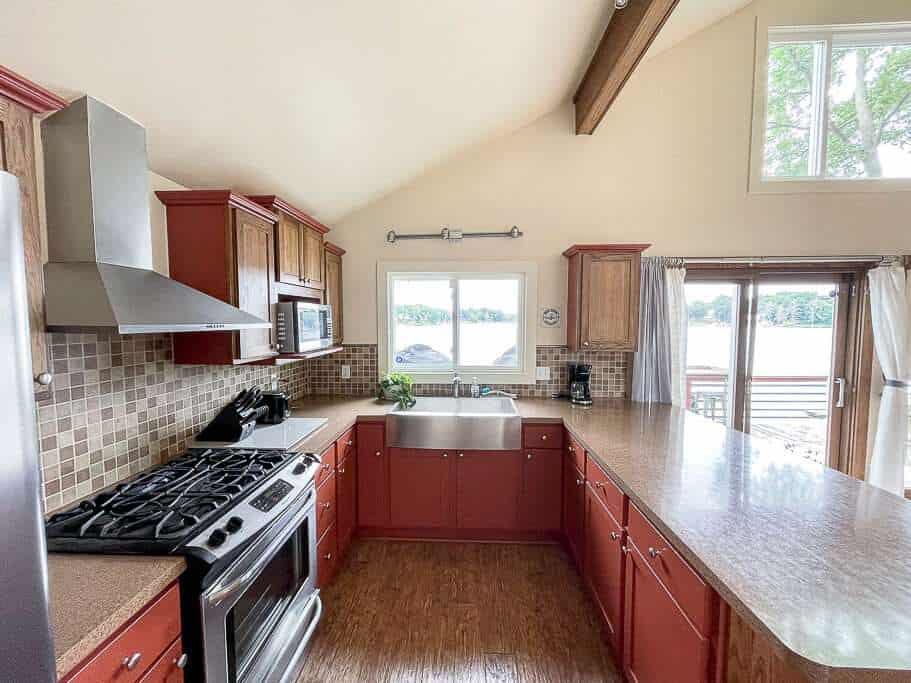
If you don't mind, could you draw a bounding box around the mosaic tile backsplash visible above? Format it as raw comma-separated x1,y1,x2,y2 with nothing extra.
35,332,309,513
34,337,626,513
309,344,627,399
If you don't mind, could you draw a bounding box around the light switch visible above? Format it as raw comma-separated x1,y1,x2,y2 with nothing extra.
341,365,351,379
535,366,551,381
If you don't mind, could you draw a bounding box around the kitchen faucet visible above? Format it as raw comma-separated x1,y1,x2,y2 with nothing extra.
451,372,462,398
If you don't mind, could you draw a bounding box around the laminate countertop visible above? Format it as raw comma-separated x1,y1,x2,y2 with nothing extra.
47,553,185,678
289,396,911,683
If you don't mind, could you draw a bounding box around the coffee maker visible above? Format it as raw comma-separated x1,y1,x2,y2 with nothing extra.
568,363,593,406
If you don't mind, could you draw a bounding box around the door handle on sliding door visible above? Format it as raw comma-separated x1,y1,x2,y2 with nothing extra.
834,377,846,408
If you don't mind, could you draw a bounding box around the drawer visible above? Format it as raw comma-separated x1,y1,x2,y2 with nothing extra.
316,443,336,488
566,432,586,475
627,503,714,635
522,423,563,449
335,426,356,466
138,637,185,683
317,522,338,587
67,583,181,683
586,455,625,525
317,470,337,541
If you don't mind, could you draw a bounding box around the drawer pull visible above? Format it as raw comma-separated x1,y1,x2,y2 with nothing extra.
323,552,332,561
648,546,665,559
568,445,574,452
575,478,584,487
621,546,629,555
541,434,548,441
346,440,354,446
610,531,621,541
442,452,449,458
595,482,605,489
123,652,142,671
322,501,332,510
175,653,189,670
527,453,533,460
338,467,345,474
375,450,381,456
458,453,464,458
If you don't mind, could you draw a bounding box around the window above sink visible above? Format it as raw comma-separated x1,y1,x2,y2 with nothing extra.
377,261,538,385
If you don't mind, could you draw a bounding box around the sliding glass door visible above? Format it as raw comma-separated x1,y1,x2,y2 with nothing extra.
685,272,853,469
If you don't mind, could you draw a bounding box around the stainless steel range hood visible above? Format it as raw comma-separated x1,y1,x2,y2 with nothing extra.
41,96,270,334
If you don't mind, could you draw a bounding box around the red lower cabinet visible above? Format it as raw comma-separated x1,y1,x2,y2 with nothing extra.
356,422,389,527
563,458,585,569
336,451,357,557
585,485,625,655
389,449,452,528
455,451,521,529
519,449,562,532
623,541,711,683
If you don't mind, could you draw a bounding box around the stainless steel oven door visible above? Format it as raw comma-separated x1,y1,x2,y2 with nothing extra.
200,486,321,683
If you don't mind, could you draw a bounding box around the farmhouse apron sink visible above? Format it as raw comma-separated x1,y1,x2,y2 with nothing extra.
385,397,521,450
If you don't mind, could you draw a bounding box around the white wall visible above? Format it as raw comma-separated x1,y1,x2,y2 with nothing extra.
330,0,911,345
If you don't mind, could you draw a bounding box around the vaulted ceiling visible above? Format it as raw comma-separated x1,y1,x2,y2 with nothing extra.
1,0,750,223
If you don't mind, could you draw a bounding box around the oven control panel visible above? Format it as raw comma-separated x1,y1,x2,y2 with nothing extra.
250,479,294,512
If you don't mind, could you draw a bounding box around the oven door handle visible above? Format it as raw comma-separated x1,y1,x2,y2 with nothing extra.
206,490,316,606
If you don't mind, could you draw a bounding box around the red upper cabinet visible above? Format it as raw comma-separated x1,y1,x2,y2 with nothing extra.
455,451,521,530
585,485,625,655
563,456,585,569
519,449,562,532
623,542,711,683
157,190,280,365
356,422,389,528
389,449,453,528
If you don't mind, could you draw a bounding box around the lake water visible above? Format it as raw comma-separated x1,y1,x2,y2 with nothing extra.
687,324,833,376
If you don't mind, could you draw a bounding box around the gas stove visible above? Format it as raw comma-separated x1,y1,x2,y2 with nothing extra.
45,446,320,561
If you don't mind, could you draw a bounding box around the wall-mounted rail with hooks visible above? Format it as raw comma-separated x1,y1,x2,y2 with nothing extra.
385,226,523,244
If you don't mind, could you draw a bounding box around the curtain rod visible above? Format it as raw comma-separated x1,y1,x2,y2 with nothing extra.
682,255,897,265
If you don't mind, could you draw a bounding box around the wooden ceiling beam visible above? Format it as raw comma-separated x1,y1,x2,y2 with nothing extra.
573,0,680,135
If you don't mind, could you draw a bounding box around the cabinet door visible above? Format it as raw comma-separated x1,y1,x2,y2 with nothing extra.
356,423,389,527
234,211,275,360
586,486,625,654
275,213,303,285
623,544,710,683
519,449,562,531
389,449,452,528
563,459,585,569
301,226,324,289
336,452,357,556
455,451,521,530
138,637,185,683
324,251,343,343
580,252,641,351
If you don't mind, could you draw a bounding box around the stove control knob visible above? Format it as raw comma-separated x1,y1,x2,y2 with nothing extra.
207,529,228,548
225,516,244,534
292,461,308,475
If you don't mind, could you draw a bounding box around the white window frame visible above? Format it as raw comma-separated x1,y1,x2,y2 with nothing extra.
377,261,538,385
749,21,911,194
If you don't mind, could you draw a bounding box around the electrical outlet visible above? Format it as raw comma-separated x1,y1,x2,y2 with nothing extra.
341,365,351,379
535,366,551,381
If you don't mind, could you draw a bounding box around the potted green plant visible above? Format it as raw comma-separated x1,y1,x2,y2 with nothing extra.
378,372,416,409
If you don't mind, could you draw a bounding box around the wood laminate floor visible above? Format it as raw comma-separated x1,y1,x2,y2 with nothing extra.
297,540,621,683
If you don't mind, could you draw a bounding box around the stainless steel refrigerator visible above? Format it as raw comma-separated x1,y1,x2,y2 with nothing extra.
0,170,56,681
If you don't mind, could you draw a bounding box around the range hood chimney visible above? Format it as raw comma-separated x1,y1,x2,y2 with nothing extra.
41,96,270,334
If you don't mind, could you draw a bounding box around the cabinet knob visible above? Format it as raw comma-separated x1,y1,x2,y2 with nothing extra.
648,546,664,559
375,450,381,457
442,452,448,458
346,440,354,446
527,453,533,460
575,478,584,487
541,434,547,441
338,467,345,474
621,546,629,555
322,501,331,510
610,531,621,541
458,452,464,458
568,445,574,452
323,552,332,560
174,653,188,670
595,482,605,489
123,653,142,671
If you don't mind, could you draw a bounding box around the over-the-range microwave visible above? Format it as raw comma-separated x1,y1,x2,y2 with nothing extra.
275,302,333,353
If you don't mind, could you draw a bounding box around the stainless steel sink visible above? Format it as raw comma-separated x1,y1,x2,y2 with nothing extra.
385,397,521,450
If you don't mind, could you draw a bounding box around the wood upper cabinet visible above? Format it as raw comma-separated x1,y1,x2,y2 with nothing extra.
356,422,390,528
324,242,345,344
623,542,711,683
157,190,279,365
564,244,650,352
519,449,562,532
249,195,329,293
389,448,452,528
0,68,67,387
455,451,522,530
